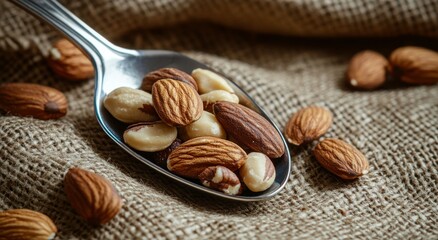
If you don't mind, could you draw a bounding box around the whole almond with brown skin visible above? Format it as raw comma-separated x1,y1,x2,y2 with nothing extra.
64,167,122,225
142,68,198,92
389,46,438,85
47,38,94,80
167,136,247,178
0,209,57,240
213,102,284,158
313,138,369,180
152,79,203,126
0,83,68,120
284,106,333,145
347,50,389,90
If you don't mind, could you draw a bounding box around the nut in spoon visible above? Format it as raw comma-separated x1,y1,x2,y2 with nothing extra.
12,0,291,201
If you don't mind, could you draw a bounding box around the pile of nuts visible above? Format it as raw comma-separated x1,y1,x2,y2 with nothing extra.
1,38,436,239
104,67,285,195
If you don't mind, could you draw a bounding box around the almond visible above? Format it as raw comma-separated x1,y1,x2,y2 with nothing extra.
47,38,94,80
142,68,198,92
167,136,247,178
313,138,369,180
347,50,389,90
389,46,438,85
284,106,333,145
64,167,122,225
152,79,203,126
0,83,68,120
213,101,285,158
0,209,57,240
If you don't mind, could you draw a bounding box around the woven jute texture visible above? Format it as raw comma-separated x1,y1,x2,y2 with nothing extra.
1,0,437,239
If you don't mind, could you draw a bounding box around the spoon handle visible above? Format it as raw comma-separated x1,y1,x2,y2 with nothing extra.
10,0,118,62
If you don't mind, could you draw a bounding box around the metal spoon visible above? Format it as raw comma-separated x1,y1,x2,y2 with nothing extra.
12,0,291,201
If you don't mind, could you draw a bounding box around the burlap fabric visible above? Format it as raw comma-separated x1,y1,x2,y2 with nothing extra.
1,0,437,239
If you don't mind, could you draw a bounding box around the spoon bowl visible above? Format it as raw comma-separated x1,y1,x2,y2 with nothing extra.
12,0,291,201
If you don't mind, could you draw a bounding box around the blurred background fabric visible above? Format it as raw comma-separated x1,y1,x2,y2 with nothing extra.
0,0,437,239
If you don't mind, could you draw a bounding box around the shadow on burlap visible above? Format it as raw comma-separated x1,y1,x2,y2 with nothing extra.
0,0,437,239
